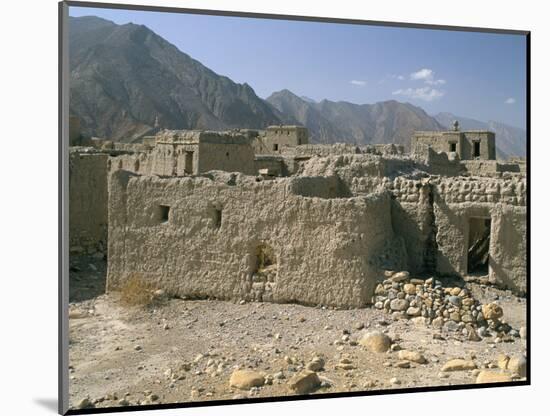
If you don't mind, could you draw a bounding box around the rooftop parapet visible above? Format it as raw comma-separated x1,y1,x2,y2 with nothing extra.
155,129,252,145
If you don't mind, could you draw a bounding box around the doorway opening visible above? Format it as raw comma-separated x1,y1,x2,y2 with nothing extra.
473,141,481,158
467,217,491,275
184,151,194,174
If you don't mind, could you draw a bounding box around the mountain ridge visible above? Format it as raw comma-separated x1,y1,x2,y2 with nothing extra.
267,89,444,147
69,16,281,141
69,15,526,158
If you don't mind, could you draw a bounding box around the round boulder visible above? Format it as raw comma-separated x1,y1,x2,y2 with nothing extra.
229,370,265,390
287,371,321,394
482,303,504,320
359,331,392,353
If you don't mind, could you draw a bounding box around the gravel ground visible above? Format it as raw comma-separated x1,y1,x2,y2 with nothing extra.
68,256,527,410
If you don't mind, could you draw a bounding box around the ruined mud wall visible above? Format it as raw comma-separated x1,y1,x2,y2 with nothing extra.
300,154,417,179
107,171,401,308
198,142,256,175
298,155,527,294
69,151,108,253
109,152,155,176
300,156,433,275
254,156,284,177
461,160,522,176
432,177,527,294
344,176,435,275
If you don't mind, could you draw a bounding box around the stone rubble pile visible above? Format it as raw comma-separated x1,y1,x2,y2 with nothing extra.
372,271,516,340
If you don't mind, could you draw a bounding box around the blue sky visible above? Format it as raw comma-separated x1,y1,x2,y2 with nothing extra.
69,6,527,129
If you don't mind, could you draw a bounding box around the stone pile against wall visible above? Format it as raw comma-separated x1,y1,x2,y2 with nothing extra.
373,271,517,340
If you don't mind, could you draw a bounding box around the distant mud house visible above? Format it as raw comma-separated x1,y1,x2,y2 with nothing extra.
69,122,527,307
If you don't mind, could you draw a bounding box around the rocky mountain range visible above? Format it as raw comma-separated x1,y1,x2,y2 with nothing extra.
266,89,443,147
69,16,526,158
69,16,281,141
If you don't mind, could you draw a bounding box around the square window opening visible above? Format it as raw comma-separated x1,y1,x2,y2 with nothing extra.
159,205,170,223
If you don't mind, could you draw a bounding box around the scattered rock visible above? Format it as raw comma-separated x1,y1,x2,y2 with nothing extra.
69,310,87,319
76,398,94,409
229,370,265,390
396,360,410,368
398,350,427,364
306,357,325,372
475,370,513,384
507,355,527,377
273,371,285,380
359,331,391,353
482,303,504,321
441,359,477,372
287,371,321,394
118,399,130,406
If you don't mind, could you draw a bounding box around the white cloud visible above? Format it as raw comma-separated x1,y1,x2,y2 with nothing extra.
397,75,405,81
392,87,445,102
350,80,367,86
410,68,446,86
505,97,516,104
410,68,434,81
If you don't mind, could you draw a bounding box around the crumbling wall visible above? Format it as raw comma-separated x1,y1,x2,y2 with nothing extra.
297,154,527,294
107,171,401,308
300,156,435,275
69,151,108,253
198,142,256,175
109,152,155,176
461,160,522,176
432,176,526,294
300,154,416,180
424,148,463,176
254,156,285,177
286,176,351,199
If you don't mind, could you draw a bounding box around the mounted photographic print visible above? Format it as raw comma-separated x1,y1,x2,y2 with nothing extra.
59,1,529,414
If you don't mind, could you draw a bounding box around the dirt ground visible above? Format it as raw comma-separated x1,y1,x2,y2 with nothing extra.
68,255,527,410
